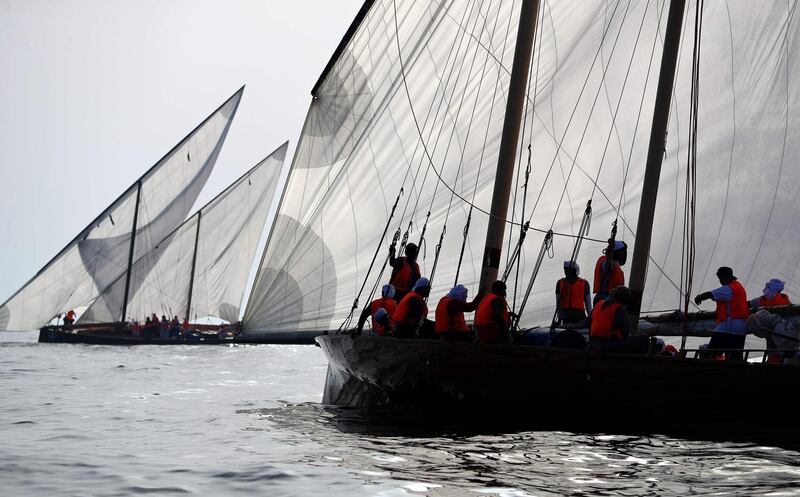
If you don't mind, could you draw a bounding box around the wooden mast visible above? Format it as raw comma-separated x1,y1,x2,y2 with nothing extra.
478,0,541,294
121,180,143,323
628,0,688,332
186,212,202,321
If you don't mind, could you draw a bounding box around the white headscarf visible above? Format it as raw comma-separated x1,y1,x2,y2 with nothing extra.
447,284,469,302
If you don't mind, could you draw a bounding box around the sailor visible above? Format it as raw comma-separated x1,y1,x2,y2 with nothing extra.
694,266,749,361
392,277,431,338
371,308,393,337
389,242,421,301
593,239,627,304
63,309,76,327
475,280,513,344
435,284,481,343
555,261,592,326
588,286,648,353
749,278,791,309
356,284,398,336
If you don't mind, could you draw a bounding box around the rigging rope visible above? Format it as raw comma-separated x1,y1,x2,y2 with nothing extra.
336,188,404,334
681,0,703,351
512,230,553,331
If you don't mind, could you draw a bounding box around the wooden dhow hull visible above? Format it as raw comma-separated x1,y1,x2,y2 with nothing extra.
38,325,320,345
316,334,800,445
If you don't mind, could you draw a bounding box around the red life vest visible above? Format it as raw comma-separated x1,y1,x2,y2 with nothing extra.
759,293,790,307
66,310,76,321
389,257,420,294
593,255,625,295
369,297,398,336
557,278,588,311
474,293,510,337
715,280,749,324
434,296,469,334
392,291,428,327
590,301,623,340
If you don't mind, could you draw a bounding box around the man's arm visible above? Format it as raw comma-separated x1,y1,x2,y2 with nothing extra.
614,306,630,338
491,297,509,330
584,280,592,314
388,245,400,269
356,305,371,333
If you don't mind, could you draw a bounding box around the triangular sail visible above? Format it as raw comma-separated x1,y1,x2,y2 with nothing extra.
0,88,244,331
80,142,288,324
245,0,800,334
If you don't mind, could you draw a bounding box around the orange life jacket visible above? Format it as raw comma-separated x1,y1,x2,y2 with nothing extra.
557,278,588,311
759,293,790,307
389,257,420,294
392,291,428,327
475,294,510,331
593,255,625,295
434,296,469,334
715,280,749,324
66,310,75,320
369,297,398,336
590,301,623,340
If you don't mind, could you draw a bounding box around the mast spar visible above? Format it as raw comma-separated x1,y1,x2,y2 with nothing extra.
121,180,143,322
478,0,541,294
628,0,688,332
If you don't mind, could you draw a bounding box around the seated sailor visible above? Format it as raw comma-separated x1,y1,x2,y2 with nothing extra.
694,266,749,361
475,280,513,344
389,242,421,301
435,284,481,343
593,239,627,304
555,261,592,326
588,286,649,353
371,307,393,337
392,277,431,338
749,278,791,309
357,284,397,336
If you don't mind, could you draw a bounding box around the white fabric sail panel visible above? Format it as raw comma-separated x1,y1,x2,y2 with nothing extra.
502,0,669,325
509,1,800,325
244,0,523,332
82,142,288,324
0,89,243,330
187,143,287,323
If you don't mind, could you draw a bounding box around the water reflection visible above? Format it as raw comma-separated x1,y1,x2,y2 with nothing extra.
243,403,800,496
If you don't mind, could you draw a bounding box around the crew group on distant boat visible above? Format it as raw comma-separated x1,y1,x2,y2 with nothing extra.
56,310,237,342
354,237,795,363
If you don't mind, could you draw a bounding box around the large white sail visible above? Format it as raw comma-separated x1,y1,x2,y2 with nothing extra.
0,88,244,331
81,142,288,324
245,0,800,333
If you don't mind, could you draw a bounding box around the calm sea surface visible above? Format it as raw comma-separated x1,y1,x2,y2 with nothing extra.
2,331,799,497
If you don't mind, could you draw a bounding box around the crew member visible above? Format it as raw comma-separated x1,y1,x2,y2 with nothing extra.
392,277,431,338
371,308,393,337
588,286,649,353
475,280,513,344
594,239,627,304
64,309,76,327
357,284,398,336
555,261,592,326
694,266,749,361
435,284,481,343
389,242,421,300
749,278,791,309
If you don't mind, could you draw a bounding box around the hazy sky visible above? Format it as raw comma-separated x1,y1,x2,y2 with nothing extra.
0,0,363,303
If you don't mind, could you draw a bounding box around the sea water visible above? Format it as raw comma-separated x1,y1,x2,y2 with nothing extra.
2,331,799,496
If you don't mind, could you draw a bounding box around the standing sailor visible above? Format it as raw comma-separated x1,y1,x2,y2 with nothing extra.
694,266,749,361
749,278,791,309
555,261,592,326
389,242,421,301
435,284,481,343
392,277,431,338
357,284,398,336
475,280,513,344
593,239,627,304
